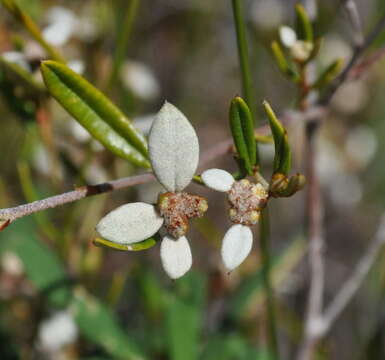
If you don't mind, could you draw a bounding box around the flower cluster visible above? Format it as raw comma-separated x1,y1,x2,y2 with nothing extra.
96,102,281,279
201,169,269,271
96,102,208,279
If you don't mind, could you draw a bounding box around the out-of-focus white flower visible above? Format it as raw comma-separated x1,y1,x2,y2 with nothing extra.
316,137,345,185
38,311,78,351
279,26,313,62
201,169,268,271
1,252,24,276
96,102,207,279
1,51,30,71
318,35,352,68
251,0,285,30
332,80,369,114
279,26,297,48
330,173,362,207
69,119,91,143
304,0,318,21
345,125,377,169
133,113,156,136
68,60,85,75
121,61,160,101
43,7,77,47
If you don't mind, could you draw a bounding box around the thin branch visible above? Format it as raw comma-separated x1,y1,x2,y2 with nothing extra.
320,214,385,335
0,173,155,225
296,121,325,360
319,12,385,105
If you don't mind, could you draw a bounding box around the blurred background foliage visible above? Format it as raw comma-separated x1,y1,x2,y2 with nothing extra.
0,0,385,359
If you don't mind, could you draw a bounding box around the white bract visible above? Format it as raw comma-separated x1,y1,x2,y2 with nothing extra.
96,102,206,279
201,169,268,271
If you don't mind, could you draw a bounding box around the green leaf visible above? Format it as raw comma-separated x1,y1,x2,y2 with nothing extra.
312,58,344,89
294,3,313,42
0,217,71,307
201,334,273,360
229,97,258,174
93,234,160,251
271,41,298,81
0,0,65,62
263,100,291,175
40,61,150,168
0,58,45,95
166,272,206,360
71,288,146,360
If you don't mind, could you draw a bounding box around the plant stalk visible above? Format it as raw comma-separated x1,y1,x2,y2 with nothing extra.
231,0,255,120
259,207,280,359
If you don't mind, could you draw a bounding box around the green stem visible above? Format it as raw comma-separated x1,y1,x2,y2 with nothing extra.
107,0,140,89
1,0,65,63
259,207,279,359
231,0,255,121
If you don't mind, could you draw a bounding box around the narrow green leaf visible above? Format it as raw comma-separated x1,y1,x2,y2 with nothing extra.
41,61,150,168
71,288,146,360
312,58,344,89
229,97,258,174
0,0,65,62
295,3,313,42
263,100,291,175
166,272,206,360
0,217,71,307
0,58,45,94
271,41,298,81
94,234,160,251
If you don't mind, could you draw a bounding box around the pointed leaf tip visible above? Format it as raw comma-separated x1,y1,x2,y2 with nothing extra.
41,61,150,168
149,102,199,192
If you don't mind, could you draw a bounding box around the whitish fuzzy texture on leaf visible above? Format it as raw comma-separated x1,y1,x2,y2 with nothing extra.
149,102,199,192
221,224,253,271
160,236,192,279
279,26,297,47
96,203,163,245
201,168,235,192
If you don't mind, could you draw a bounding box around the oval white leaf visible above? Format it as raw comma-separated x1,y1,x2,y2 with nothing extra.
96,203,163,244
160,236,192,279
149,102,199,192
221,224,253,271
201,168,235,192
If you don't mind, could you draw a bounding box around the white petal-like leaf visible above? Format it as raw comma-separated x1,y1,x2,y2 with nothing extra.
96,203,163,245
149,102,199,192
279,25,297,48
221,224,253,271
160,236,192,279
201,168,235,192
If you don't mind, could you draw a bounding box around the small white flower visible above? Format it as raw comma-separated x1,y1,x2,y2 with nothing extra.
201,169,268,271
43,7,77,47
279,26,313,62
38,310,78,351
96,102,207,279
279,26,297,48
121,61,160,101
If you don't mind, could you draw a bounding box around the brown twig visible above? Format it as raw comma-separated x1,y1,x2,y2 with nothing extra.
319,12,385,106
297,9,385,360
0,173,155,226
